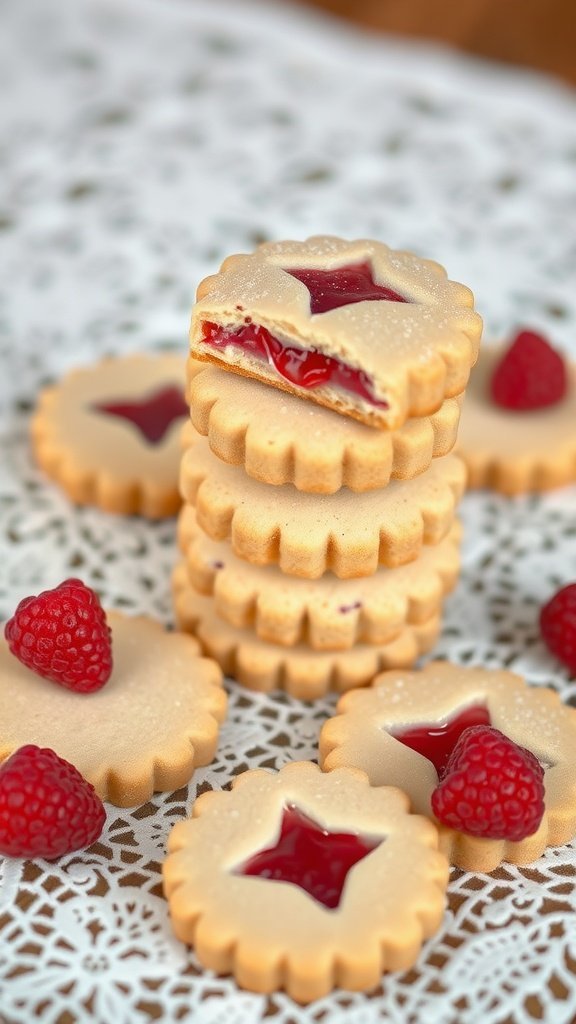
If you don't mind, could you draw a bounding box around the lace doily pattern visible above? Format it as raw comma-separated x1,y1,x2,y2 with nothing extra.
1,1,576,1022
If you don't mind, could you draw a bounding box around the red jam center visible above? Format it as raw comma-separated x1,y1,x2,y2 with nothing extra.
238,804,381,910
285,261,408,314
92,384,188,444
391,705,491,777
202,321,388,408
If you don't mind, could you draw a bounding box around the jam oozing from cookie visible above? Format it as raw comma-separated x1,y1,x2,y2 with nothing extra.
285,262,408,314
238,804,381,910
92,385,188,444
201,322,389,408
391,704,491,777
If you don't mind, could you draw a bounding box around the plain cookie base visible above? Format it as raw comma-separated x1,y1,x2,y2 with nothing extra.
163,761,449,1002
187,363,463,493
31,354,203,518
180,435,467,579
319,661,576,872
178,504,462,650
172,564,442,700
457,347,576,495
0,612,226,806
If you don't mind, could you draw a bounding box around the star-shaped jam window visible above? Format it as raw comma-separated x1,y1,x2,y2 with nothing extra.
285,261,408,315
238,804,381,910
91,384,188,444
391,705,491,777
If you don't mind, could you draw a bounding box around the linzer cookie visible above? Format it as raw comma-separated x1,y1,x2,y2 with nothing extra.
163,760,449,1002
180,433,466,578
0,611,226,806
457,333,576,494
172,565,440,699
187,364,463,493
190,236,482,430
178,505,461,649
320,661,576,872
32,353,202,517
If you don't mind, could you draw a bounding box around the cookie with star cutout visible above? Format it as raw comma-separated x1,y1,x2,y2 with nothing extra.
31,353,203,517
163,760,449,1002
319,661,576,872
190,235,482,430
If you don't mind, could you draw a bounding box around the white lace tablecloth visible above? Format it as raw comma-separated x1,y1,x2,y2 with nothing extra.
1,1,576,1022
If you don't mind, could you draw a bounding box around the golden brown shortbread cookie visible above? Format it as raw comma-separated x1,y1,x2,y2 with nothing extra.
457,346,576,495
0,612,226,806
163,760,449,1002
178,505,461,649
320,661,576,872
172,565,441,699
31,354,202,518
180,434,467,579
190,236,481,430
186,363,463,493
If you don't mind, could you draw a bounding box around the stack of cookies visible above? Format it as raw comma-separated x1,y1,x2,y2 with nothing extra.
173,237,482,699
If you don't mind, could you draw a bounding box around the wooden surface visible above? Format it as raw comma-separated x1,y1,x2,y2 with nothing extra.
301,0,576,84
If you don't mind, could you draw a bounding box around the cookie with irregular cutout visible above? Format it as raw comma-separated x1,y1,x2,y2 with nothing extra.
172,565,441,699
32,354,203,517
190,235,482,430
163,760,449,1003
178,505,461,650
457,345,576,494
319,661,576,872
0,612,226,806
186,364,463,493
180,434,466,579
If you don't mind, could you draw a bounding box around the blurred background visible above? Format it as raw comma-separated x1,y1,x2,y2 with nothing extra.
301,0,576,84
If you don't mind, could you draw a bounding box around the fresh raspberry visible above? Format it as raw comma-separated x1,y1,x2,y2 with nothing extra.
5,578,112,693
490,329,567,410
0,745,106,859
540,583,576,674
431,725,545,841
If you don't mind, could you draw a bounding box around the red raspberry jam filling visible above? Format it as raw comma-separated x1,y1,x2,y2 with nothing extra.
390,704,491,777
202,321,388,408
238,804,381,910
285,261,408,314
92,384,188,444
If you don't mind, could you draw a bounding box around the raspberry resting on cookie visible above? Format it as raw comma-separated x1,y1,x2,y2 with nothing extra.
431,725,545,842
456,336,576,495
319,661,576,872
190,236,482,430
490,329,567,411
5,578,112,693
0,611,226,806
